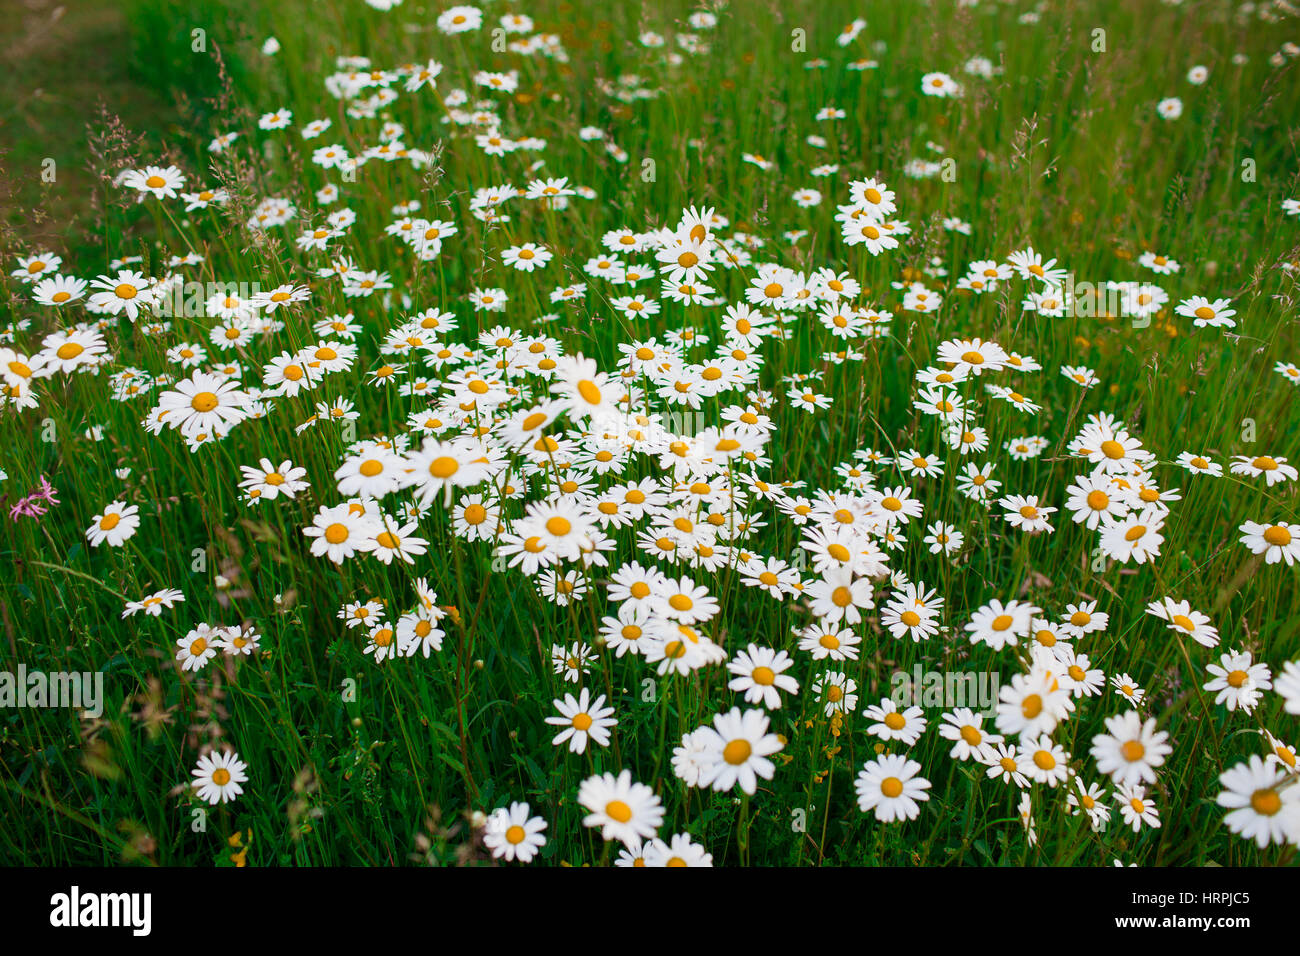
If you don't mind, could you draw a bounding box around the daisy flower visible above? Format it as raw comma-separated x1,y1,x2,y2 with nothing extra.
695,707,784,795
176,624,222,672
644,833,714,867
1018,735,1071,787
855,754,931,821
1239,520,1300,565
1090,710,1172,786
191,749,248,805
545,688,617,754
938,708,1002,761
864,697,927,746
85,501,140,547
726,644,799,708
1215,756,1300,848
1117,783,1162,831
482,801,548,863
1229,454,1298,486
1204,650,1271,713
577,770,664,845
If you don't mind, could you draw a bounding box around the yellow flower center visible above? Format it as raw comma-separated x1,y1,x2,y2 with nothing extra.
723,739,752,765
429,457,459,478
190,391,219,412
1251,789,1281,816
1121,740,1146,762
1263,525,1293,546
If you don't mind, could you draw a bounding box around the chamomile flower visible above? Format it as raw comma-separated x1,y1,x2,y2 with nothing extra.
797,622,861,661
1239,520,1300,565
545,688,617,754
176,624,222,672
1215,757,1300,848
1116,783,1161,831
578,770,664,845
694,707,784,795
1204,650,1271,713
727,645,799,708
643,833,714,867
855,754,931,821
938,709,1002,761
864,698,927,746
85,501,140,547
191,749,248,805
482,802,548,863
1230,454,1298,486
1091,711,1172,786
1018,736,1071,787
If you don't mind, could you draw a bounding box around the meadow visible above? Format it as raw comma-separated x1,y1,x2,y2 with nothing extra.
2,0,1300,867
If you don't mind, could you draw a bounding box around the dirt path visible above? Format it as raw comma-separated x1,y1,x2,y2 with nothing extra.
0,0,178,260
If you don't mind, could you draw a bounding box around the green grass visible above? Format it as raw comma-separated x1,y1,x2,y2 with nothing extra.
2,0,1299,866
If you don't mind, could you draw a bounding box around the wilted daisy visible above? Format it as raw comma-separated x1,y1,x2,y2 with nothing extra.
122,588,185,618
